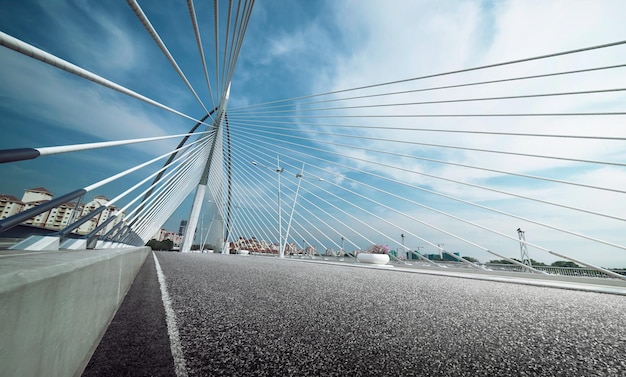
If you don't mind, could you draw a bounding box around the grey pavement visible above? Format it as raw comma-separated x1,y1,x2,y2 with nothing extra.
84,252,626,376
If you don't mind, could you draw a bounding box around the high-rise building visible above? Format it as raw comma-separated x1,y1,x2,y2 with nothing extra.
179,220,188,236
0,194,24,220
0,187,124,235
76,196,123,235
21,187,55,227
44,200,84,230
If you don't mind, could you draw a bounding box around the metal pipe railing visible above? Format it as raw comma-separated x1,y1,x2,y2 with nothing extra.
0,189,87,234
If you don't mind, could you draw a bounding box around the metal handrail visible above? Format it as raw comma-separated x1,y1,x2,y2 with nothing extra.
485,263,623,278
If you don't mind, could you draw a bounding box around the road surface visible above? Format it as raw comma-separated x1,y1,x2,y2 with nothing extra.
83,252,626,376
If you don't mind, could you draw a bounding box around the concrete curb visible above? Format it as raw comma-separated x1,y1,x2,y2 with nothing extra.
277,256,626,296
0,247,150,377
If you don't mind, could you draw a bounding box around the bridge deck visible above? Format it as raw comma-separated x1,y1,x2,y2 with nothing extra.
83,252,626,376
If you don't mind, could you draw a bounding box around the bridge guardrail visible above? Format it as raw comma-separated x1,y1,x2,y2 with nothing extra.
485,263,625,278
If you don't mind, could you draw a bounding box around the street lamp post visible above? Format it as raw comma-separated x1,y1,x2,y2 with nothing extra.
416,245,423,261
252,159,323,258
200,199,215,253
224,204,239,253
284,164,304,258
283,163,323,259
341,236,345,257
252,157,284,257
275,156,284,257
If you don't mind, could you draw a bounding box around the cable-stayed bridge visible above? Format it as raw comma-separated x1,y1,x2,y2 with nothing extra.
1,1,625,376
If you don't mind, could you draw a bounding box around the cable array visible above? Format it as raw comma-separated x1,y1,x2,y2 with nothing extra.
1,2,625,279
0,1,253,247
223,39,626,277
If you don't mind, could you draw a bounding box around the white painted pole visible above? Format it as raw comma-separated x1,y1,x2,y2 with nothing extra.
284,164,304,256
183,84,230,254
277,155,284,258
181,184,207,253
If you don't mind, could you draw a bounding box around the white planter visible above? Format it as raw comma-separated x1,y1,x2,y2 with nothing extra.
357,253,390,265
238,249,250,255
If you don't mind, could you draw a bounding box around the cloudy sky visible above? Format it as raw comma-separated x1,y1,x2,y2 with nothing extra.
1,0,626,267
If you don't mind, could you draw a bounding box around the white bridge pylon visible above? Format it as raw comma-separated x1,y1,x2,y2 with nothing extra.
181,84,230,253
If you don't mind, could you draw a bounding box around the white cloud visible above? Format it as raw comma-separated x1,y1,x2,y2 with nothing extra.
35,0,141,74
312,0,626,178
281,0,626,267
3,49,174,138
3,0,626,267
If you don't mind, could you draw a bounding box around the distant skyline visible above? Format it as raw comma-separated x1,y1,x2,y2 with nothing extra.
2,1,626,267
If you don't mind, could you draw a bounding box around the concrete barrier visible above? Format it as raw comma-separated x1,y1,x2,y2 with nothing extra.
0,247,150,377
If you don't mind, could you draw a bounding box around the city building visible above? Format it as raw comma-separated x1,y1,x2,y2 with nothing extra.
22,187,54,203
179,220,188,236
0,187,125,236
152,228,183,248
76,196,124,235
0,194,24,220
20,187,55,227
424,252,460,261
164,231,183,247
44,200,84,230
153,228,168,242
231,236,276,253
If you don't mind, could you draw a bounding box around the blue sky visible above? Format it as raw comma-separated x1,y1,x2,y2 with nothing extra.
1,1,626,267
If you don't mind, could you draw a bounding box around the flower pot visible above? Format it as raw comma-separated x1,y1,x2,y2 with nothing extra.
357,253,390,265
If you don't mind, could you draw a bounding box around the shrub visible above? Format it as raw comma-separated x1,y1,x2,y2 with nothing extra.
365,244,390,254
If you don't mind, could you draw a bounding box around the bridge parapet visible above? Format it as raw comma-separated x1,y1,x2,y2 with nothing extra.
0,247,149,377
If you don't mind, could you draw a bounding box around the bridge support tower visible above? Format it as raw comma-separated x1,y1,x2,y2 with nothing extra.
517,228,533,269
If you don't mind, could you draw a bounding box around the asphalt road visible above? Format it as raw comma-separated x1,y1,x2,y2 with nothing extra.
84,252,626,376
82,251,176,377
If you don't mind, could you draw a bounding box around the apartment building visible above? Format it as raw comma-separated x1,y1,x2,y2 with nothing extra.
0,194,24,220
0,187,124,236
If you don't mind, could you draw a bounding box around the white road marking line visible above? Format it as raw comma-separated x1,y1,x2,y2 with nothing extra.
153,252,188,377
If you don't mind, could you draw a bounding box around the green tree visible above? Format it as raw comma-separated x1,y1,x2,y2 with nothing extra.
146,239,174,251
146,239,160,250
461,256,480,263
529,259,546,266
488,258,546,266
366,244,390,254
551,260,580,268
488,258,520,265
161,239,174,251
191,243,216,251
